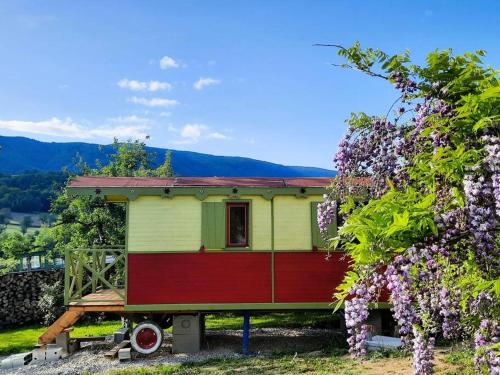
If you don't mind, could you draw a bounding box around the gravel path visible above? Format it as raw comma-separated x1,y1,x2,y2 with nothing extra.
0,328,343,375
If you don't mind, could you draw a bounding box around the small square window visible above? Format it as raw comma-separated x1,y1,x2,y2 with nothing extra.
226,202,249,247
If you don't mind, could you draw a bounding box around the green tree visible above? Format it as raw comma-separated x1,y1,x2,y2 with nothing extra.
20,215,33,234
48,139,173,252
154,150,174,177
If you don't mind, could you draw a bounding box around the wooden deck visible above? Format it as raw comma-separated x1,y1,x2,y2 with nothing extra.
68,289,125,312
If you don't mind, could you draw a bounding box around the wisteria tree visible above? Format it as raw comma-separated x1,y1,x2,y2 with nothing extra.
317,43,499,374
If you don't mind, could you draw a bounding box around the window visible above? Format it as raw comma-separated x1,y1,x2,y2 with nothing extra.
226,202,249,247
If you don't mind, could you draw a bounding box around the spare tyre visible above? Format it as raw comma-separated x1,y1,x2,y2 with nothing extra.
130,320,164,355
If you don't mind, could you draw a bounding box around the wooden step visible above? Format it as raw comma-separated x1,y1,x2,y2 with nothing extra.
38,310,84,345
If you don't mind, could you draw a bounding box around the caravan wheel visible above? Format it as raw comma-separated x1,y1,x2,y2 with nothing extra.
130,320,164,354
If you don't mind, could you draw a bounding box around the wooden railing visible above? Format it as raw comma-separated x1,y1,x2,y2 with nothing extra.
64,247,125,305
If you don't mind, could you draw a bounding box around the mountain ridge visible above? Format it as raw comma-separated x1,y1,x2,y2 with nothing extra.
0,136,336,177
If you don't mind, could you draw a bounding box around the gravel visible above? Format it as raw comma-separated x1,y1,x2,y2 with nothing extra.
0,327,343,375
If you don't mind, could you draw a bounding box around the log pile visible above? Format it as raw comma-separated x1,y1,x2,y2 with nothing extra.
0,269,64,327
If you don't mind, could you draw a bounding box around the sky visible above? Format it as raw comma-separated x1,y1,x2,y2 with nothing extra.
0,1,498,169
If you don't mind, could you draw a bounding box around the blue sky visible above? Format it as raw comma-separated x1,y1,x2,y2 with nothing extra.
0,1,498,169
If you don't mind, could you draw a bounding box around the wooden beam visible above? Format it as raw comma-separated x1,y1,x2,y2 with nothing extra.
104,340,130,359
69,305,125,313
38,310,84,345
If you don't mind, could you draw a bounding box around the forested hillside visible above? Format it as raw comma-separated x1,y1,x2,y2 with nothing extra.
0,172,67,213
0,136,336,177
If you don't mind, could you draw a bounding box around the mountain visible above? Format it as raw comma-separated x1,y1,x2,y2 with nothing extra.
0,136,336,177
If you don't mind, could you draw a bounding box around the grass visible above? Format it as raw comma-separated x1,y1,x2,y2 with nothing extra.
0,312,336,356
205,311,340,330
0,313,476,375
106,348,475,375
0,320,122,356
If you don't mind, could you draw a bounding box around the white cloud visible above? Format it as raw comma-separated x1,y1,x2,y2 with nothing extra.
108,115,151,125
129,96,179,108
159,112,171,118
180,123,207,142
194,77,221,90
169,123,230,144
159,56,180,69
208,132,229,140
118,79,172,92
0,117,149,140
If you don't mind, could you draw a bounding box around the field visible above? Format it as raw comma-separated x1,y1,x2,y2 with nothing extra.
1,211,44,234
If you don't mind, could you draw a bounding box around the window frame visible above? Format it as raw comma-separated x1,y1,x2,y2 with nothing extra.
225,201,250,248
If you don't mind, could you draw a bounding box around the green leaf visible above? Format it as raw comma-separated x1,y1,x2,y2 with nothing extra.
480,86,500,100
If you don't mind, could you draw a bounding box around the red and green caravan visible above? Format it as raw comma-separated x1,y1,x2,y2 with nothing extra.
39,176,384,354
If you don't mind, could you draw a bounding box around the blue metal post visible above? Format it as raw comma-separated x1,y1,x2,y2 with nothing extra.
242,311,250,355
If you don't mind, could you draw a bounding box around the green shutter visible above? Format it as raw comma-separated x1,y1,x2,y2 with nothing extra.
311,201,337,249
201,202,226,249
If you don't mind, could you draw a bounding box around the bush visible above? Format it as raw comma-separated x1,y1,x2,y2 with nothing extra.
37,280,64,326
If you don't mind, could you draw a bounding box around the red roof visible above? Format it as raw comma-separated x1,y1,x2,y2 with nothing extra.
69,176,336,188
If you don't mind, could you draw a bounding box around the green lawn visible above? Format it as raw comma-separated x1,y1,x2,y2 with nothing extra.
0,312,336,356
0,313,475,374
0,320,122,355
106,348,475,375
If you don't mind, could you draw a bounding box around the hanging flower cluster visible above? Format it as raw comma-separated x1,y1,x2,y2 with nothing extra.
412,327,435,375
385,254,416,347
332,117,402,198
317,197,336,233
345,267,385,357
438,287,461,340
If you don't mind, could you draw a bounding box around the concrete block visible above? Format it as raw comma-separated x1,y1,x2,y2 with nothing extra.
1,352,32,369
31,348,46,362
56,331,71,353
118,348,131,362
173,314,201,336
45,345,64,361
172,334,201,354
114,327,130,344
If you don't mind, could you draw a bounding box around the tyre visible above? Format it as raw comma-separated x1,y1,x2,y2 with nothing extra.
130,320,164,355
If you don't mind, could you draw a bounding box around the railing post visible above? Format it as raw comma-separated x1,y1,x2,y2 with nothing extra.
91,251,97,293
64,248,70,305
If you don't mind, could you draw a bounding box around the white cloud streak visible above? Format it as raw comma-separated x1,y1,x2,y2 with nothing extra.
159,56,180,69
169,123,230,144
193,77,221,90
0,117,150,140
118,79,172,92
129,96,179,108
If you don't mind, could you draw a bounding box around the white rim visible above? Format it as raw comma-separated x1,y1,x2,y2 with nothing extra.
130,322,164,355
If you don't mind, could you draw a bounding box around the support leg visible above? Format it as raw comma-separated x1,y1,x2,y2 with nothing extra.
242,311,250,355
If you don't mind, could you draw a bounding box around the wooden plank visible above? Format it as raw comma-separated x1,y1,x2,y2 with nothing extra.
69,305,125,313
104,340,130,359
38,310,84,345
73,336,107,342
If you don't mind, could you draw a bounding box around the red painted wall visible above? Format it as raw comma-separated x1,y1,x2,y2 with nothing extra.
127,251,351,306
274,252,350,303
127,252,272,305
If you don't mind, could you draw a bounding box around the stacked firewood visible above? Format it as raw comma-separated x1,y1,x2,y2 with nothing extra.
0,269,63,327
